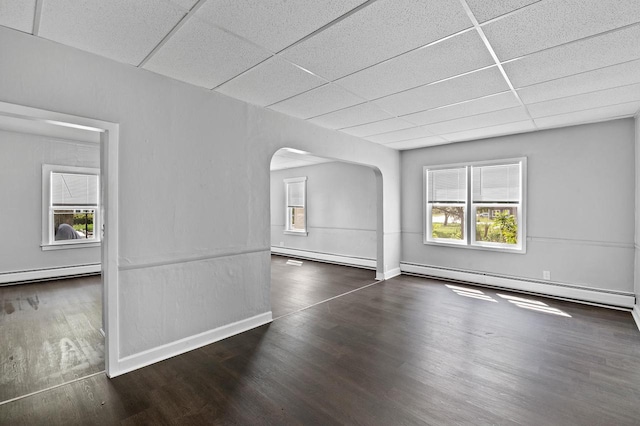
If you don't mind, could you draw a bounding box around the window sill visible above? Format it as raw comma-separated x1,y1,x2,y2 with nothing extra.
284,230,308,236
41,242,101,251
423,239,525,254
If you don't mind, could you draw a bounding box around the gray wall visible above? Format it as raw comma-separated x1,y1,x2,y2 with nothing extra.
0,130,100,274
401,119,635,293
635,115,640,304
0,26,400,361
271,161,377,260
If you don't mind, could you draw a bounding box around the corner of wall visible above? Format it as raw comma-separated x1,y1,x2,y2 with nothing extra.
634,112,640,329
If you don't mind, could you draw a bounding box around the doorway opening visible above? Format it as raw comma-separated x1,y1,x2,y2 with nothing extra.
0,101,119,403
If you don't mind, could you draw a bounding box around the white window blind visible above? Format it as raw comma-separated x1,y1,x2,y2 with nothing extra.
472,163,520,202
427,167,466,203
287,181,305,207
51,173,99,206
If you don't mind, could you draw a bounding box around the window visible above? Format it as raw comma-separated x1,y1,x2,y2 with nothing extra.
425,158,526,252
284,177,307,235
42,165,100,248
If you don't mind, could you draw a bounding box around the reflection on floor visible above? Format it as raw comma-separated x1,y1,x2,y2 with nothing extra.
2,262,640,424
0,275,103,402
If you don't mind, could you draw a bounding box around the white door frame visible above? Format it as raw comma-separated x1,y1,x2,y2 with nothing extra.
0,101,120,377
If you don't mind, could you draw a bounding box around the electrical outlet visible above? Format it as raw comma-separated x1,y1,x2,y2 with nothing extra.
543,270,551,280
280,241,284,247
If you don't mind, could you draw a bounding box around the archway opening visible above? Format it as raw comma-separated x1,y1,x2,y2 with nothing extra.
268,148,383,318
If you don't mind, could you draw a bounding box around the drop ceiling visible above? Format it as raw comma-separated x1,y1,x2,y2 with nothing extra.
2,0,640,150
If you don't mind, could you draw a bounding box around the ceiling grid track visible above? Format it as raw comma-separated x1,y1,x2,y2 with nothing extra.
458,0,538,130
138,0,210,68
212,0,383,92
32,0,43,36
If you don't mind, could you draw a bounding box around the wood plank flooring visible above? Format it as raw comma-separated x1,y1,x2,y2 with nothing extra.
2,258,640,424
0,275,104,402
270,255,377,318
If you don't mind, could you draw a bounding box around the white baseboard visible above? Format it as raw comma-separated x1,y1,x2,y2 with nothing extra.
271,246,376,270
0,263,101,285
111,311,272,377
376,267,401,281
632,305,640,332
401,262,635,309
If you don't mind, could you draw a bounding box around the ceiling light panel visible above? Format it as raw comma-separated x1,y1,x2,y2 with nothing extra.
340,117,415,138
335,30,493,100
385,136,448,150
143,16,271,89
373,67,509,116
0,0,36,33
465,0,540,23
308,103,393,130
281,0,472,80
534,102,640,129
38,0,187,66
215,56,326,107
402,92,520,126
441,120,535,143
366,126,432,144
425,107,530,135
517,59,640,104
483,0,640,61
195,0,367,53
503,25,640,88
526,84,640,118
268,84,364,119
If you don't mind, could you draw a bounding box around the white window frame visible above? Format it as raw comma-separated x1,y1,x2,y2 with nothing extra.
41,164,101,250
425,165,468,246
284,176,307,236
424,157,526,253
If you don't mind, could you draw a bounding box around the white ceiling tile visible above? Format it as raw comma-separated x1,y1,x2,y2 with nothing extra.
340,118,415,138
143,16,271,89
39,0,186,66
335,30,494,100
402,92,520,126
366,126,432,144
466,0,540,23
373,67,510,116
307,103,393,130
534,102,640,129
441,120,535,143
166,0,199,11
268,84,364,119
504,25,640,88
0,0,35,33
527,84,640,118
517,59,640,104
483,0,640,60
425,107,531,135
281,0,472,80
196,0,367,53
215,56,326,107
384,136,449,150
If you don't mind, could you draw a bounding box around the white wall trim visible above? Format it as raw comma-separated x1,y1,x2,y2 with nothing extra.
0,264,101,285
401,262,635,309
632,305,640,332
111,311,272,378
376,267,401,281
271,246,376,269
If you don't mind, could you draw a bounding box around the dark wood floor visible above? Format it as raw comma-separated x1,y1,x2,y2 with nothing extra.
2,257,640,424
0,275,104,402
270,255,377,318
